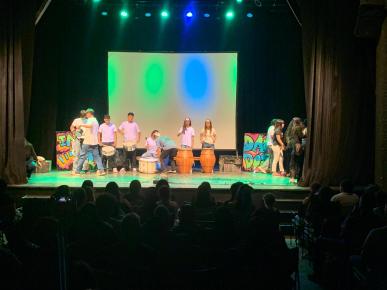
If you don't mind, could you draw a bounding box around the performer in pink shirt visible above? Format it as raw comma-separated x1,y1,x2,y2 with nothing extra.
98,115,118,173
119,112,141,172
177,117,195,148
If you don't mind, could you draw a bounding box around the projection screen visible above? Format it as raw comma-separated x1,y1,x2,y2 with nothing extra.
108,52,237,149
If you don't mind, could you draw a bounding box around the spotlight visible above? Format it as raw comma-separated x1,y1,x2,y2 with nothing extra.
92,0,101,3
246,12,253,18
236,0,243,3
145,12,152,17
225,10,234,19
101,11,108,16
203,13,210,18
120,10,129,18
161,10,169,18
186,11,193,18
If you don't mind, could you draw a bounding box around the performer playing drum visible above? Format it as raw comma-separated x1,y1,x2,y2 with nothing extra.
119,112,141,172
70,110,88,173
98,114,118,173
142,130,159,158
155,132,178,173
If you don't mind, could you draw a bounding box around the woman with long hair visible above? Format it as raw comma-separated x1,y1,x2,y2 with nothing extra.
285,117,305,183
177,117,195,148
271,119,286,176
200,119,216,149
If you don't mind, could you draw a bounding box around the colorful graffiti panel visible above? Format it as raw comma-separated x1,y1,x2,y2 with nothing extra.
242,133,269,171
56,131,75,170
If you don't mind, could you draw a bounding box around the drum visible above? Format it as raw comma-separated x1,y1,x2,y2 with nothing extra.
101,146,116,157
123,141,136,151
200,148,216,173
138,157,158,174
175,148,194,174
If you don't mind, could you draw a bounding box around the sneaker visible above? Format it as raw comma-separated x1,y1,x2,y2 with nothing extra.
113,168,118,174
119,168,126,174
272,172,282,177
132,168,137,172
96,170,106,176
167,170,177,173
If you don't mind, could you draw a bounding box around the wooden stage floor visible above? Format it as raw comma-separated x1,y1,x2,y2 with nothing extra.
12,170,307,191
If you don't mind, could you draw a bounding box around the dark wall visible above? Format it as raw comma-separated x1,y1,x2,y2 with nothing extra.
28,0,305,160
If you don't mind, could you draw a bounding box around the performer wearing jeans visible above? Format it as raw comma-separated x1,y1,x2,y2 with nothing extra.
70,110,88,173
98,114,118,173
142,130,159,158
74,108,105,175
271,119,286,176
254,118,277,174
156,134,178,173
200,119,216,149
119,112,141,172
177,117,195,148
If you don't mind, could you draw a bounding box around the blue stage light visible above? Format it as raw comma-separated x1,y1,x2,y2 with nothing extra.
203,13,210,18
246,12,253,18
186,11,193,18
145,12,152,17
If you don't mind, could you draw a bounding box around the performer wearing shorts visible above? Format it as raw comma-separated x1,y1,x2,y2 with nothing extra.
200,119,216,149
177,117,195,148
70,110,88,173
156,133,177,173
119,112,141,172
74,108,105,175
98,115,118,173
142,130,159,158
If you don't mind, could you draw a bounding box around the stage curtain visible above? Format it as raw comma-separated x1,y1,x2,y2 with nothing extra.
299,0,376,186
0,0,35,184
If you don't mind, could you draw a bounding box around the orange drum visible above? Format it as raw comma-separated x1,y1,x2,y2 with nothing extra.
200,148,216,173
175,149,194,174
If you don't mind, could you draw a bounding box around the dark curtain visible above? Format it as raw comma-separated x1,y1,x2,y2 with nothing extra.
300,0,376,186
0,0,35,184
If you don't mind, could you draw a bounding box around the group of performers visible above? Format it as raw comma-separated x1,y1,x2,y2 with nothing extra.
70,109,217,175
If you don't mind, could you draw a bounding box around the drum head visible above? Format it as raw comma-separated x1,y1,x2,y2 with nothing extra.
102,146,116,156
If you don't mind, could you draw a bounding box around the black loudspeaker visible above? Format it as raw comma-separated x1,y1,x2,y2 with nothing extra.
354,0,386,38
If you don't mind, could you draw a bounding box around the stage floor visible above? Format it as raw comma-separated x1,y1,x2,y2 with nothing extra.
12,170,307,190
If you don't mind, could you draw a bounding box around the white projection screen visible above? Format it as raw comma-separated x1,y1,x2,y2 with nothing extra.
108,52,237,149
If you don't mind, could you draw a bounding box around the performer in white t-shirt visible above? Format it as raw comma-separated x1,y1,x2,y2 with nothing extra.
118,112,141,172
142,130,160,158
98,114,118,173
177,117,195,148
254,118,277,174
200,119,216,149
70,110,88,173
73,108,105,175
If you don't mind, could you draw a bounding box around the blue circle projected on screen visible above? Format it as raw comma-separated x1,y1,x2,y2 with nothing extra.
182,57,213,109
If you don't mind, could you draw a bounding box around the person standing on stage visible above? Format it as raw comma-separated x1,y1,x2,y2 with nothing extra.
142,130,159,158
74,108,105,175
98,114,118,173
254,118,277,174
285,117,304,183
156,133,178,173
25,139,40,178
119,112,141,172
271,119,286,176
70,110,89,173
200,119,216,149
177,117,195,148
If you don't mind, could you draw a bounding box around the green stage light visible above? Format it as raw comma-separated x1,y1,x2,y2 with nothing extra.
236,0,243,3
225,10,234,19
161,10,169,18
92,0,101,3
120,10,129,18
101,11,108,16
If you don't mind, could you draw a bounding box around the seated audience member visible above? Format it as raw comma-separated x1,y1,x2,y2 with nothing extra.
124,180,144,210
95,193,122,233
330,179,359,217
252,193,281,231
341,191,385,255
156,185,178,222
72,188,87,211
139,188,159,223
105,181,131,214
373,189,387,222
84,186,95,204
81,180,94,190
193,182,216,221
231,184,255,238
224,182,243,206
299,182,321,217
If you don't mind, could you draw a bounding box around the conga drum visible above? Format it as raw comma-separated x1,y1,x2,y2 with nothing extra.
138,157,158,174
200,148,216,173
175,149,194,174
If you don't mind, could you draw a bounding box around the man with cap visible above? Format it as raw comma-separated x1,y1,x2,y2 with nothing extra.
73,108,105,175
155,133,178,173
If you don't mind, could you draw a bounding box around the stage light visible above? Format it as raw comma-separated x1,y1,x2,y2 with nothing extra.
145,12,152,17
203,13,210,18
161,10,169,18
92,0,101,3
120,10,129,18
225,10,234,19
186,11,193,18
101,11,108,16
246,12,253,18
236,0,243,3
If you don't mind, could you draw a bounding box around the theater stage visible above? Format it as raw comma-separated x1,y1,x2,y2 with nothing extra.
13,170,306,191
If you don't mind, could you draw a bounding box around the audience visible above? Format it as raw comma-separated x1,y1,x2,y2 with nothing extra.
1,177,385,290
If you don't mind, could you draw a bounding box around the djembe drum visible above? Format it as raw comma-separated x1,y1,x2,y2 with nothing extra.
175,148,194,174
200,148,216,173
138,157,158,174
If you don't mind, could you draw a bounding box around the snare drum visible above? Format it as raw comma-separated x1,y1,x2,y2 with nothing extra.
101,146,116,157
138,157,158,174
123,141,136,152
